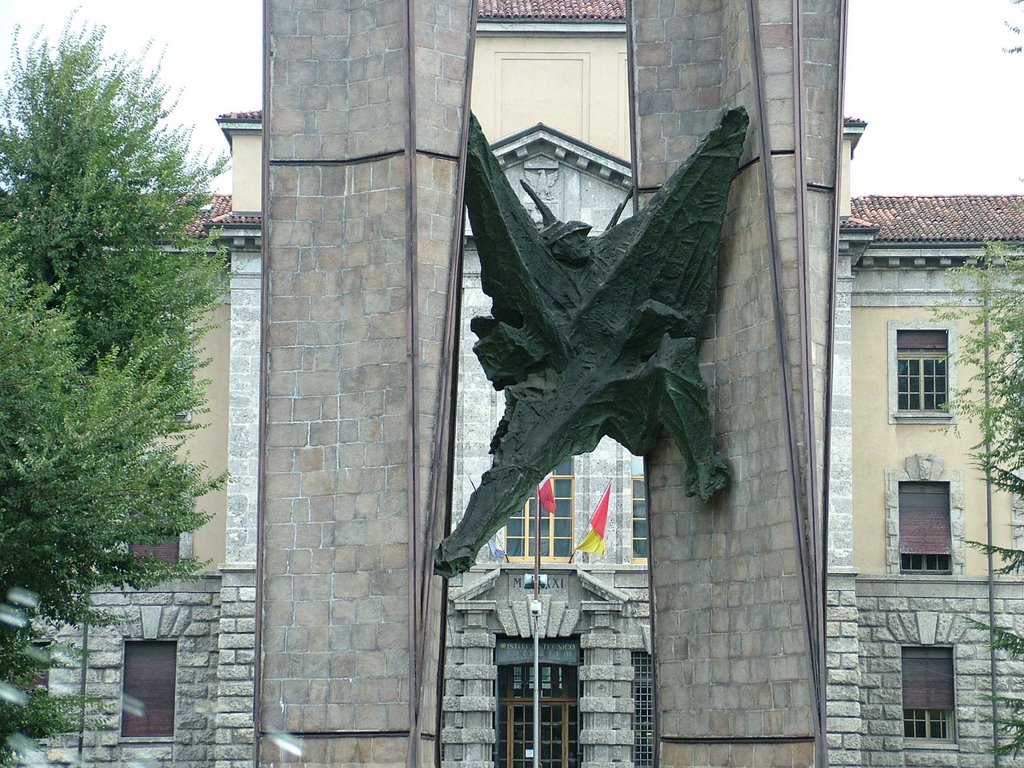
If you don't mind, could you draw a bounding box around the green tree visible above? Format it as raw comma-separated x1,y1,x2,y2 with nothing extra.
0,23,225,760
1007,0,1023,54
943,246,1024,757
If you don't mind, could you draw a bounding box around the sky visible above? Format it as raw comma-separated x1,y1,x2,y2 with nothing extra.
0,0,1020,197
844,0,1024,196
0,0,263,192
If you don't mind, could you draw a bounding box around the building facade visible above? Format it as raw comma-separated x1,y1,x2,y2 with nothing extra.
826,125,1024,767
30,19,1024,768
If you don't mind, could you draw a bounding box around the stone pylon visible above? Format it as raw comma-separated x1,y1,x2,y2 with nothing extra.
258,0,475,765
629,0,844,766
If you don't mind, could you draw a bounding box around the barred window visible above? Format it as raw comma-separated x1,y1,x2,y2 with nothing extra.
632,651,654,768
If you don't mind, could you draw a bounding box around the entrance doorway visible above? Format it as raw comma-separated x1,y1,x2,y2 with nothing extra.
496,662,579,768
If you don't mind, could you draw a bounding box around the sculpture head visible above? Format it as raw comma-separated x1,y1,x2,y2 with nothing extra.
519,180,594,267
542,220,592,266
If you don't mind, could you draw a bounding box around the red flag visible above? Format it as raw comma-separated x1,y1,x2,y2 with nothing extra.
538,473,557,515
575,482,610,555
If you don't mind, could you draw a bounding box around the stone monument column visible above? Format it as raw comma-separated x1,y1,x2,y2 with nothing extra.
259,0,475,764
629,0,844,766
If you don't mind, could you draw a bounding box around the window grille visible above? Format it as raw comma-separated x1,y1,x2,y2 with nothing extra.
632,651,654,768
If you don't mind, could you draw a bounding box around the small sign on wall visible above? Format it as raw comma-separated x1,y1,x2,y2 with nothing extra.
495,638,580,666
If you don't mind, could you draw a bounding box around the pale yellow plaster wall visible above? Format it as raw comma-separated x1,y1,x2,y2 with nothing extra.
851,305,1015,576
471,33,630,159
187,302,230,570
840,135,852,217
230,131,263,212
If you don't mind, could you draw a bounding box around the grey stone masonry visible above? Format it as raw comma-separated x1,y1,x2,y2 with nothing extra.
441,566,651,768
212,241,262,768
856,576,1024,767
226,250,262,566
826,253,862,767
215,566,258,768
826,572,863,768
262,0,473,764
43,579,221,768
630,0,842,765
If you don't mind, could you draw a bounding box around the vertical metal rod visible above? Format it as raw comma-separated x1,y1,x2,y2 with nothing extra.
533,614,540,768
984,300,1001,764
77,622,89,764
533,483,541,768
534,484,541,602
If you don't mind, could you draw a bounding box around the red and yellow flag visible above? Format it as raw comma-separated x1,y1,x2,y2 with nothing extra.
575,482,610,555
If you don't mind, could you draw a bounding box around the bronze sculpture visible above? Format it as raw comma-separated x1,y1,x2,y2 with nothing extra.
434,108,749,577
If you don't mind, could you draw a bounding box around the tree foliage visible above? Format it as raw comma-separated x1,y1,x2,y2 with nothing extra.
0,22,225,759
1008,0,1023,54
943,246,1024,498
944,246,1024,756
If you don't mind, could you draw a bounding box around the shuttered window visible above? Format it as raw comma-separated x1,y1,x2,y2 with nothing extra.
897,330,947,350
896,330,948,411
903,647,954,739
899,482,951,573
130,539,180,564
121,641,177,737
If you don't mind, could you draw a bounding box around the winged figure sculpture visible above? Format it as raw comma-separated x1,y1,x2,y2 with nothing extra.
434,107,749,577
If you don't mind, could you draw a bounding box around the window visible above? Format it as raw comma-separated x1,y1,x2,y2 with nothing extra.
505,459,574,561
902,647,954,740
130,539,180,564
899,482,951,573
121,641,177,737
632,651,654,768
631,456,648,561
885,456,964,575
896,330,948,412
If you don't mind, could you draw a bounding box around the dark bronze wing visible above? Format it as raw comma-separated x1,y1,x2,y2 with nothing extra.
578,108,749,347
464,114,580,384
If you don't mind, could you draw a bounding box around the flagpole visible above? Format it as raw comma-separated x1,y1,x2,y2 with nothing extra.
532,483,541,768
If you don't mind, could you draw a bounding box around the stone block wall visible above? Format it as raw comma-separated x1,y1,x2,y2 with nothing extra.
214,241,263,768
856,577,1024,768
825,572,863,768
441,568,651,768
262,0,473,763
630,0,842,765
215,566,258,768
44,579,221,767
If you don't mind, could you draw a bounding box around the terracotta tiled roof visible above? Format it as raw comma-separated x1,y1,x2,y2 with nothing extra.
187,195,231,237
850,195,1024,243
187,195,262,238
842,215,877,230
479,0,624,19
218,110,263,120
